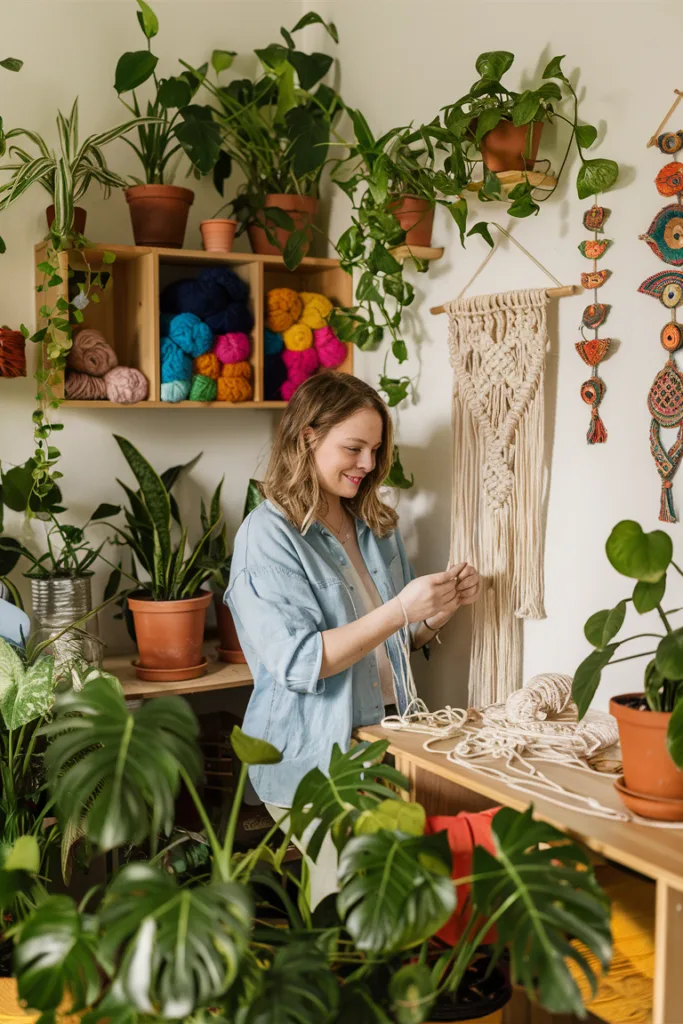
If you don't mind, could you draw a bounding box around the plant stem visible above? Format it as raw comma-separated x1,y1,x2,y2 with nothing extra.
610,650,657,665
658,604,673,633
178,766,224,878
221,760,249,880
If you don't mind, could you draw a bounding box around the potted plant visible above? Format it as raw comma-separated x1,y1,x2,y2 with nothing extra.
106,435,222,681
114,0,221,247
0,53,23,255
199,11,342,265
573,520,683,821
6,669,611,1022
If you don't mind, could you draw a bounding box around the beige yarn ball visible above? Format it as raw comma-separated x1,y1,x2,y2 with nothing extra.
67,328,118,376
65,371,107,400
104,366,149,404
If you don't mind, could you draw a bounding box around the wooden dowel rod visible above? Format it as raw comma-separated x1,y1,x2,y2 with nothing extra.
430,283,578,314
647,90,683,148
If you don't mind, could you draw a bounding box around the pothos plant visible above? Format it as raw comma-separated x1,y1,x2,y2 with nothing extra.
0,53,23,254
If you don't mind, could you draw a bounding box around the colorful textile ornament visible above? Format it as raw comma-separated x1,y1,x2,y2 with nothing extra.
583,205,607,231
578,239,611,260
189,374,217,401
575,338,611,367
581,304,610,329
647,359,683,427
581,270,610,289
217,376,253,402
193,352,220,379
638,270,683,307
640,204,683,265
578,197,613,444
283,323,313,351
266,288,302,333
580,377,608,444
161,380,190,403
661,323,683,352
0,329,26,379
298,292,333,329
657,131,683,154
651,421,683,521
656,162,683,197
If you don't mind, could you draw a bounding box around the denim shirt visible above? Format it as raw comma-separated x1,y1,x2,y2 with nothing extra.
225,500,416,807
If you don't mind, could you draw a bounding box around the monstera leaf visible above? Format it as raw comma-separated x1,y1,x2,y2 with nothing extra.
96,863,251,1020
0,639,55,730
41,676,201,851
242,942,340,1024
0,836,40,913
470,807,611,1017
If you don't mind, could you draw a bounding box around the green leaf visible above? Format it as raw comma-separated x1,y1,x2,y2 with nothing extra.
606,520,672,582
467,220,495,247
291,11,339,43
385,447,414,489
537,81,562,102
542,55,568,82
255,43,289,72
242,941,340,1023
475,51,514,82
0,537,24,578
157,76,192,109
288,50,333,90
0,638,27,719
90,502,121,521
367,153,391,205
389,964,435,1024
645,658,666,712
576,123,598,149
480,166,503,200
633,576,667,614
512,90,541,127
243,479,264,520
667,698,683,768
283,228,309,271
3,835,39,874
230,725,282,766
368,243,401,276
174,105,221,173
135,0,159,38
349,108,375,151
656,627,683,681
379,375,410,407
114,435,172,592
211,49,236,73
392,339,408,363
0,58,23,72
354,799,425,837
473,807,611,1016
447,196,468,247
577,158,619,200
1,655,55,731
356,270,382,304
475,108,503,145
338,829,455,954
114,50,158,93
1,462,34,511
584,601,626,649
572,645,618,720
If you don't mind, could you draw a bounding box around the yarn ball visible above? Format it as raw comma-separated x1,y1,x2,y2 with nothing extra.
313,326,347,369
264,328,284,355
282,347,319,377
193,352,220,380
281,378,304,402
205,302,254,335
214,331,250,365
217,376,253,402
299,291,334,330
105,366,149,404
266,288,302,333
264,353,287,400
161,312,213,358
189,374,218,401
221,360,252,379
161,337,192,384
65,371,107,400
67,329,118,376
198,265,249,304
283,323,313,351
161,379,191,403
160,278,224,319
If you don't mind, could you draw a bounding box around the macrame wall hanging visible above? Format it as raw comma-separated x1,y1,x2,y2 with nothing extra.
578,201,612,443
431,225,575,706
639,90,683,522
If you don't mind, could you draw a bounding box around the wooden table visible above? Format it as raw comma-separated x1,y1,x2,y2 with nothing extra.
103,651,253,699
357,725,683,1024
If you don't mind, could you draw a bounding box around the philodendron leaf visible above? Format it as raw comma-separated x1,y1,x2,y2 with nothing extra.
542,55,567,81
136,0,158,38
114,50,158,93
1,654,55,731
656,627,683,681
242,941,340,1024
584,601,626,649
606,520,672,582
572,644,618,720
354,799,425,837
474,108,503,145
475,50,514,82
211,49,236,74
0,637,24,718
633,576,666,614
577,158,619,200
389,963,435,1024
575,124,598,149
230,725,282,766
667,698,683,769
467,221,495,248
0,836,40,913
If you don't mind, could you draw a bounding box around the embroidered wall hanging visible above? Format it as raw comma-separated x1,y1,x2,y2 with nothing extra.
577,201,612,444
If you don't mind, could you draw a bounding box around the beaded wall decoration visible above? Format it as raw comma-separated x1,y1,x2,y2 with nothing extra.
577,202,612,443
640,90,683,522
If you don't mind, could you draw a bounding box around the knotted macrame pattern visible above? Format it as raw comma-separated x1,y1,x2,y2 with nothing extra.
446,289,550,706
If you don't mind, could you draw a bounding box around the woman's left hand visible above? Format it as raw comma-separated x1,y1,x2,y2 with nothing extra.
455,564,481,606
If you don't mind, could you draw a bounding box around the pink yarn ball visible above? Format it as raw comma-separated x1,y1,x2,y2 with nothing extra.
104,366,149,404
282,347,319,377
313,326,347,369
214,331,250,364
281,378,302,401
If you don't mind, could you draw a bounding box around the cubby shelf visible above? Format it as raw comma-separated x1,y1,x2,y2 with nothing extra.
35,243,355,410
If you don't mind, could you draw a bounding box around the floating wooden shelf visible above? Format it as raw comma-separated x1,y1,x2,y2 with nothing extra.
466,170,558,193
103,647,254,699
35,244,354,409
388,244,444,263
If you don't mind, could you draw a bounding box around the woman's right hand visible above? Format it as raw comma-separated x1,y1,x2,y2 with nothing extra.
398,564,465,623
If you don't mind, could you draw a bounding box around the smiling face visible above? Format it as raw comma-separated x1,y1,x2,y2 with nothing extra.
308,406,384,502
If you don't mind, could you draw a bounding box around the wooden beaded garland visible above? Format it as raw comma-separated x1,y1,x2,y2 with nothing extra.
577,203,612,444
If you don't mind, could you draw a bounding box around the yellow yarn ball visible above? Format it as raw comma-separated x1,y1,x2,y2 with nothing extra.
217,376,253,402
221,360,252,379
193,352,220,380
266,288,302,333
283,323,313,351
298,291,333,329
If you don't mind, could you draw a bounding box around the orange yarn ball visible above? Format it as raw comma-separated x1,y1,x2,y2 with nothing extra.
283,323,313,351
193,352,220,380
217,376,253,402
266,288,302,333
299,291,333,329
221,360,251,379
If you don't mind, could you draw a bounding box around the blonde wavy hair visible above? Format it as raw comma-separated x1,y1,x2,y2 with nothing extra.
264,370,398,537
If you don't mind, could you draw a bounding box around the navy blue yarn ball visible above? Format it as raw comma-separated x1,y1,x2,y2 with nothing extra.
264,353,287,400
206,302,254,334
198,265,249,304
160,277,225,319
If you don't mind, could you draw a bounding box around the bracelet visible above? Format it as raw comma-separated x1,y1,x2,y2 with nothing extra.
395,595,410,629
423,618,442,644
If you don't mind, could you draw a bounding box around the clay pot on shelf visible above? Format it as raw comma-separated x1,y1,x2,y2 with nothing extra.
46,204,87,236
0,328,26,378
478,119,543,173
610,693,683,821
247,193,317,257
200,218,238,253
214,593,246,664
388,195,435,247
125,184,194,248
127,590,212,681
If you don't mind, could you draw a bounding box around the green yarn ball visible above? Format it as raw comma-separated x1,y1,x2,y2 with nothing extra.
189,373,217,402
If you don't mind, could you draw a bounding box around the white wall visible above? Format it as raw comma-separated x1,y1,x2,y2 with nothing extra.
1,0,681,712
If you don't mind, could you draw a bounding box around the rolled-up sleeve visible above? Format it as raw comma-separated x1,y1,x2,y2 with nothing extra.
227,565,325,694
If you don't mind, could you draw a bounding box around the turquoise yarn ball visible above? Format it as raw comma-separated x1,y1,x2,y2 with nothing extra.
264,328,284,355
161,336,192,383
161,312,213,358
161,379,191,403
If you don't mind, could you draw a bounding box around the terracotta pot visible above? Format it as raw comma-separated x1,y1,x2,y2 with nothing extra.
128,590,211,680
200,218,237,253
610,694,683,813
214,593,246,663
0,328,26,378
478,119,543,173
0,976,81,1022
388,195,435,247
247,193,318,256
46,204,87,236
125,184,194,248
426,1014,502,1024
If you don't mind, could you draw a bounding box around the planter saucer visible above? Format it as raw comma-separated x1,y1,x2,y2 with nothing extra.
132,656,208,682
216,646,247,665
614,775,683,822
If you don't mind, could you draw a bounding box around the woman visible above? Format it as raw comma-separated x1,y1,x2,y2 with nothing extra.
226,371,480,895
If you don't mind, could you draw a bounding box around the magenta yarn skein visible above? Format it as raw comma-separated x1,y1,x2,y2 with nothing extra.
313,326,347,369
282,347,319,377
104,366,149,404
214,332,251,364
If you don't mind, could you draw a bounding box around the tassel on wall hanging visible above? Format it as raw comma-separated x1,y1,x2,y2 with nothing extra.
639,90,683,522
577,203,612,443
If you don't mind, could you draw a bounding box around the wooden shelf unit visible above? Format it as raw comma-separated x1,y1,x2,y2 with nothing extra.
35,244,354,410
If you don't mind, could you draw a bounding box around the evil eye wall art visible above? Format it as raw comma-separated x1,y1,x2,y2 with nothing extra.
577,203,612,444
657,131,683,154
656,162,683,197
639,205,683,266
637,270,683,307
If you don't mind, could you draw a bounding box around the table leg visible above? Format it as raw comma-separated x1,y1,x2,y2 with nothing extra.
653,879,683,1023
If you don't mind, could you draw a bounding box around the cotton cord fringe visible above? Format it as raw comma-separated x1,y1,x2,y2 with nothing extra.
446,289,550,706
